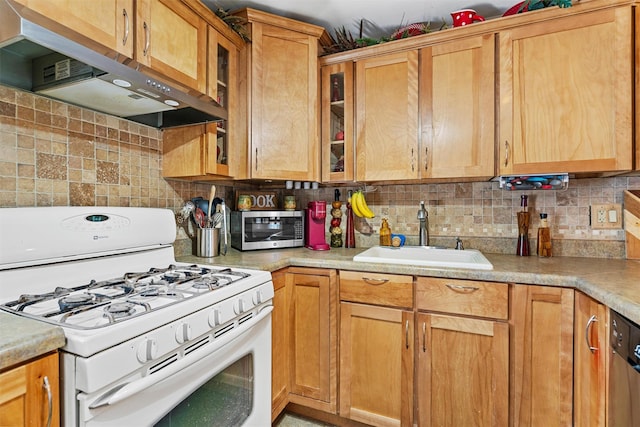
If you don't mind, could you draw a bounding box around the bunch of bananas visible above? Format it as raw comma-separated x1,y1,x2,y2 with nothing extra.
350,190,375,219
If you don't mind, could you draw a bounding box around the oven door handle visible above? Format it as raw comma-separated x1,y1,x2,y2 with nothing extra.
89,306,273,409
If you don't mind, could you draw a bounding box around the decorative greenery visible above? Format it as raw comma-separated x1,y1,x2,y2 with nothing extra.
324,19,447,55
213,6,251,42
526,0,572,11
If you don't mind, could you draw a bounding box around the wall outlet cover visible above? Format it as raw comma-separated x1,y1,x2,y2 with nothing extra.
590,203,622,229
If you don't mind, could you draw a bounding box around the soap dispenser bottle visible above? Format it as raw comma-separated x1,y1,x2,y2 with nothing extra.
379,218,391,246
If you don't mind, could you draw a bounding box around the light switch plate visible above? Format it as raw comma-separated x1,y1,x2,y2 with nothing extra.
590,203,622,229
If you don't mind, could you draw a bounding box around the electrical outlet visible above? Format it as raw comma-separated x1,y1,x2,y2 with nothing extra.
590,203,622,229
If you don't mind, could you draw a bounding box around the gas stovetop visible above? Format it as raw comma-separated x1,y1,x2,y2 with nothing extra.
1,264,250,329
0,207,273,358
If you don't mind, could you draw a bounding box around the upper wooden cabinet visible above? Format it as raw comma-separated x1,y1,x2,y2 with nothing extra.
136,0,207,95
321,62,354,183
11,0,134,58
237,9,324,181
420,34,495,180
355,51,420,182
498,6,633,175
162,22,240,180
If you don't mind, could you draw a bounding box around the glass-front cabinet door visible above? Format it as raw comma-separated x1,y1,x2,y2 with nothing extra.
206,26,237,178
321,62,354,182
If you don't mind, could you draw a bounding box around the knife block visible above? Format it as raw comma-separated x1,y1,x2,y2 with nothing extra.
624,190,640,259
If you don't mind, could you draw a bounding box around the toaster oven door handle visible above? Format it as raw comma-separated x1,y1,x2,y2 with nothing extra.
88,306,273,409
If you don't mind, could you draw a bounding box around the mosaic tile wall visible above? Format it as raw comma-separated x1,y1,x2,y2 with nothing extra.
0,84,636,258
0,84,232,210
292,177,636,257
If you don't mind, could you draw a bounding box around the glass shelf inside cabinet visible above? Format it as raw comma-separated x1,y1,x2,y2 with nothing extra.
330,73,345,173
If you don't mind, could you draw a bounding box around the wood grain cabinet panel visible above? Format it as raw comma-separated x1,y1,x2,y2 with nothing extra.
355,51,419,182
420,34,495,180
0,352,60,427
499,6,632,175
573,291,608,427
287,268,338,414
511,285,574,426
415,277,509,427
11,0,134,58
339,302,413,427
237,9,324,181
136,0,207,94
271,269,289,422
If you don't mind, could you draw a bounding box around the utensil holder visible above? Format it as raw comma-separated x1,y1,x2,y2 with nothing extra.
196,228,220,257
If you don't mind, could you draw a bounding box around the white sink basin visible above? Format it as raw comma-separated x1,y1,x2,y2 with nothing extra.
353,246,493,270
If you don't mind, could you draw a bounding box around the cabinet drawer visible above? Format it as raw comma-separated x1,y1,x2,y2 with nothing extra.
339,270,413,308
416,278,508,319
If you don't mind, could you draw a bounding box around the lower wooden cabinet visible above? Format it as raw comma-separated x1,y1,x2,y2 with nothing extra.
340,302,414,427
271,269,289,422
287,268,338,413
339,270,414,427
511,285,575,426
271,267,338,420
0,352,60,427
573,291,609,427
415,278,509,427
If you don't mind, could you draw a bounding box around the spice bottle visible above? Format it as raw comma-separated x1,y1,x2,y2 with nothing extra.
379,218,391,246
537,213,552,257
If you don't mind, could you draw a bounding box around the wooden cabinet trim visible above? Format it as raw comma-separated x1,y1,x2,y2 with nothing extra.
416,277,509,319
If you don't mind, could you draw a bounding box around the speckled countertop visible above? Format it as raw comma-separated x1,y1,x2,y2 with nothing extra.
0,312,65,371
3,247,638,371
178,247,640,324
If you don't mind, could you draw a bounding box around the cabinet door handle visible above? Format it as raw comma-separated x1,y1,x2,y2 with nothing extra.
405,320,410,349
43,376,52,427
422,321,426,352
122,8,130,47
504,140,510,167
361,277,389,285
255,148,258,171
424,146,429,171
411,148,415,172
143,22,150,56
446,284,479,293
585,314,598,353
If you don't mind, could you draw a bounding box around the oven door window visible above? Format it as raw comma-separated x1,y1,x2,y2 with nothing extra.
155,354,253,427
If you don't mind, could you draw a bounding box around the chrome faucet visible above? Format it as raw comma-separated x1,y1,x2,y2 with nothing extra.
417,201,429,246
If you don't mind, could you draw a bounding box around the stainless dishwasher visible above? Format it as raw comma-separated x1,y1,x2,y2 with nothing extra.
608,310,640,426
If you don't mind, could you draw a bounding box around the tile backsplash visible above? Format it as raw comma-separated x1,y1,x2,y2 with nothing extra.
1,84,637,258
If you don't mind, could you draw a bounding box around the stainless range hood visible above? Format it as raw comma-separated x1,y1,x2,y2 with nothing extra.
0,0,226,128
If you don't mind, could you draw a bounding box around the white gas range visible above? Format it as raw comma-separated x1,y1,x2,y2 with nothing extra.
0,207,273,427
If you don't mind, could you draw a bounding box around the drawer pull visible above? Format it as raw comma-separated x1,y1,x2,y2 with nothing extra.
43,376,52,427
405,320,410,349
585,315,598,353
446,284,479,293
362,277,389,285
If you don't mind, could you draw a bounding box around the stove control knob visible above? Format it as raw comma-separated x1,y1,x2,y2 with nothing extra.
175,322,192,344
208,307,222,326
234,298,246,315
252,290,263,305
136,338,158,363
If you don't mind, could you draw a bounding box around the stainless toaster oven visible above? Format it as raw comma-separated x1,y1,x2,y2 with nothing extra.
230,210,304,251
